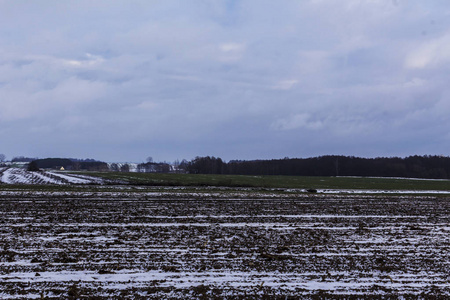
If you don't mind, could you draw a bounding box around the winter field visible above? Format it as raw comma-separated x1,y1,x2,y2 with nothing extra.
0,168,103,185
0,168,449,298
2,167,450,193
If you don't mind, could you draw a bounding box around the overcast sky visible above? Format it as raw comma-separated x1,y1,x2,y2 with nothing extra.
1,0,450,162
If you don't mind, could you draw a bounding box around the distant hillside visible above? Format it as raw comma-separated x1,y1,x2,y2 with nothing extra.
187,155,450,179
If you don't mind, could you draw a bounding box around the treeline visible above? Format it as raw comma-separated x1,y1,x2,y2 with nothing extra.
30,158,108,171
137,162,172,173
18,155,450,179
186,155,450,179
11,156,39,162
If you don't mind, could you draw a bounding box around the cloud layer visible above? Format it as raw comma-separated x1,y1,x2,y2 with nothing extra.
1,0,450,162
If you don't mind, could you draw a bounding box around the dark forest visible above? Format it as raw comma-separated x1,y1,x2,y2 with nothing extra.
186,155,450,179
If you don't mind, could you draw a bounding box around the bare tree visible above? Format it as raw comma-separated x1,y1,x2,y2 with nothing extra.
146,156,153,163
0,154,5,163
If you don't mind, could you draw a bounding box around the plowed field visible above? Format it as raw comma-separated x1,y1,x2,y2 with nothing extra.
0,188,448,299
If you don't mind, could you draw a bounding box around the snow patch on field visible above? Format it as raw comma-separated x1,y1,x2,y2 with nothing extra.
1,168,32,184
0,168,102,185
317,188,450,194
48,172,102,184
1,270,448,290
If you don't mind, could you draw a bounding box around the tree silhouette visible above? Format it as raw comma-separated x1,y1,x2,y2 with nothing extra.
28,161,40,172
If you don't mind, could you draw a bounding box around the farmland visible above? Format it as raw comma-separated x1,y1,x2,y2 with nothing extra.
0,183,449,299
2,167,450,192
76,170,450,191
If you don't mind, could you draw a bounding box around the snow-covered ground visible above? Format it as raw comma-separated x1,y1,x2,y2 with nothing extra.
0,168,102,185
316,188,450,194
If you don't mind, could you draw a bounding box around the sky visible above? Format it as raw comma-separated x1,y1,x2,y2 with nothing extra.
1,0,450,163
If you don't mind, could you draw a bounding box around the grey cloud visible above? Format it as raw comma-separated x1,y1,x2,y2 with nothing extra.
1,0,450,161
